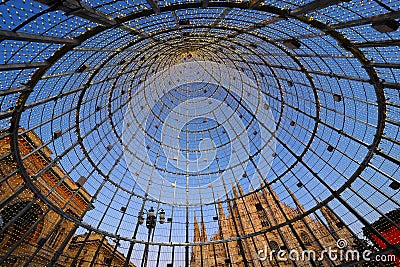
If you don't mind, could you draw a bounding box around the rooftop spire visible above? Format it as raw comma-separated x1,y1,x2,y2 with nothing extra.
232,183,239,198
320,203,341,231
218,202,226,220
194,211,200,242
316,199,348,237
287,187,305,213
200,217,207,242
259,178,280,201
237,182,244,196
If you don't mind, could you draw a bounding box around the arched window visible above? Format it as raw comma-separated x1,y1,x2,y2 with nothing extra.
300,231,312,246
0,201,43,245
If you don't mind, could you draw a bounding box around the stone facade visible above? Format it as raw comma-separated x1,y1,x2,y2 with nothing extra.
0,129,134,267
66,233,136,267
190,184,356,267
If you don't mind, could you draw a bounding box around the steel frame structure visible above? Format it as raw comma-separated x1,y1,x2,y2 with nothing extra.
0,0,399,267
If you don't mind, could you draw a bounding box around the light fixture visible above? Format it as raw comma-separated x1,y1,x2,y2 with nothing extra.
389,181,400,190
333,94,342,102
53,130,62,139
283,39,301,49
159,209,165,224
148,207,155,218
327,145,334,152
141,207,166,266
76,176,87,187
77,64,90,73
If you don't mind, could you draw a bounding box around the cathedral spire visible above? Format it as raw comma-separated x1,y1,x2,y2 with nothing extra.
287,187,305,213
320,203,341,231
218,202,226,220
194,211,200,242
237,182,244,196
200,217,207,242
232,183,239,198
316,199,351,240
259,178,280,201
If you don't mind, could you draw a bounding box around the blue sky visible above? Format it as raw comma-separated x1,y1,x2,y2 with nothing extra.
1,0,399,266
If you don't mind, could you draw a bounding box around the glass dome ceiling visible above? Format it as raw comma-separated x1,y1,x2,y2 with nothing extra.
0,0,399,266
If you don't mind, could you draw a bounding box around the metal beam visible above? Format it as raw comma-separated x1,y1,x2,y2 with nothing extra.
239,15,283,35
370,62,400,69
0,29,80,45
35,0,118,26
0,110,13,120
0,62,49,71
248,0,263,9
171,11,180,29
354,39,400,48
332,10,400,29
233,0,345,39
200,7,232,39
128,26,162,44
291,0,347,16
0,86,31,96
382,81,400,90
73,47,122,52
226,58,371,82
145,0,161,14
34,0,162,44
213,8,231,27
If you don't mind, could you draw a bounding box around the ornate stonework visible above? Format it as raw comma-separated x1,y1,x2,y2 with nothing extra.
66,233,136,267
0,129,134,267
191,184,356,267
